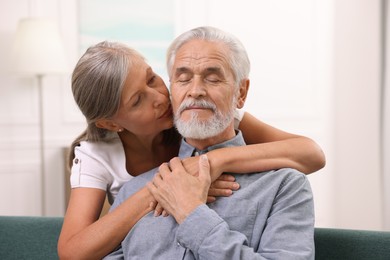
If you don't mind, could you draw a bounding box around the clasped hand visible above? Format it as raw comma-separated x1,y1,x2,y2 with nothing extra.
146,155,239,224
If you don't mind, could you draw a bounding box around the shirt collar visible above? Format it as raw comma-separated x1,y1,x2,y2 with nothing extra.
178,130,246,158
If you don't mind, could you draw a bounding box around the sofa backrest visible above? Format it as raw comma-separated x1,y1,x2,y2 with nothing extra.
0,216,63,259
0,216,390,259
315,227,390,260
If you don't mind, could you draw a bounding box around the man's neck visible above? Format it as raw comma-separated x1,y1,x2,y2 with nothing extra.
185,124,236,150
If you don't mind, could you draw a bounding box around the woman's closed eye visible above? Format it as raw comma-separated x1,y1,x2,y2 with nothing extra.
148,75,156,85
132,95,141,107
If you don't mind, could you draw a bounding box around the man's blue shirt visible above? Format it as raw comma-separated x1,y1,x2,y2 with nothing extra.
105,131,315,259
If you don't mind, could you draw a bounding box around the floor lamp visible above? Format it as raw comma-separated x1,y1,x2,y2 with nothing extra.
12,17,67,215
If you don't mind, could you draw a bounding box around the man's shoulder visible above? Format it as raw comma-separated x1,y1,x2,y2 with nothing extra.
264,168,308,184
259,168,311,194
120,168,158,193
272,167,307,179
239,167,306,180
113,168,158,208
235,168,308,192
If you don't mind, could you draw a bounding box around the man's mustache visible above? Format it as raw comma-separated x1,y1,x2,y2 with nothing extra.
177,99,217,115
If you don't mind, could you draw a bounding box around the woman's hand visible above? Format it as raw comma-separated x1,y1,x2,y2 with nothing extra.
207,174,240,203
153,203,169,217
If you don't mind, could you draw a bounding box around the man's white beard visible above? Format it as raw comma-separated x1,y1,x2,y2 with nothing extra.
174,99,235,139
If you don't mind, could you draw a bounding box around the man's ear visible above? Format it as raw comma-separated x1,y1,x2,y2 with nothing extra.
236,78,250,109
95,119,121,132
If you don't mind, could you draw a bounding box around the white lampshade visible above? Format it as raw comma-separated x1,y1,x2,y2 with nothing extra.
12,17,68,75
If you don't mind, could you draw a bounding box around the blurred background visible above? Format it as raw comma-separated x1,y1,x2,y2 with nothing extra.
0,0,388,231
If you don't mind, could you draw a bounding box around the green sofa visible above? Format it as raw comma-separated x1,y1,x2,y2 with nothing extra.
0,216,389,260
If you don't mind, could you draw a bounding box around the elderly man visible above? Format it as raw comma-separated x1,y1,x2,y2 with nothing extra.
105,26,314,259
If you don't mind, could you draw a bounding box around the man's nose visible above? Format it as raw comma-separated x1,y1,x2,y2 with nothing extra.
187,77,206,98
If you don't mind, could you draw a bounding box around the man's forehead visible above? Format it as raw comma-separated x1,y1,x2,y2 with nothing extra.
173,52,230,75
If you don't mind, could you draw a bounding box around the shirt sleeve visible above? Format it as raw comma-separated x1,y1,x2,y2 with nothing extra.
176,173,314,260
259,173,314,259
177,205,261,259
70,146,111,191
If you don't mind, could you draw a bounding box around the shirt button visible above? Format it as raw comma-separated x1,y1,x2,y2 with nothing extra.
74,158,79,164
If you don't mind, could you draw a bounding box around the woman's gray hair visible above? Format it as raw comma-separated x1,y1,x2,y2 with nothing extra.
68,41,144,168
166,26,250,87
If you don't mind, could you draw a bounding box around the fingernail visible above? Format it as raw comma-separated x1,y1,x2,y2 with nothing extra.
233,183,240,189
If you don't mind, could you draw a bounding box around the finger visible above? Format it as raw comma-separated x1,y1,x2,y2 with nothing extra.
158,163,171,179
147,180,165,203
162,209,170,217
169,157,186,173
217,174,236,182
146,181,158,197
198,155,210,182
208,188,233,197
211,180,240,191
149,201,157,210
154,203,164,217
146,182,168,217
151,173,163,188
207,196,216,203
181,156,200,176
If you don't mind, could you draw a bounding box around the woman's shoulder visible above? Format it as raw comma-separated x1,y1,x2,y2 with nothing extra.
76,136,123,160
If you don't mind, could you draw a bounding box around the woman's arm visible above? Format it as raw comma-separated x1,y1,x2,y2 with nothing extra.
213,112,325,176
182,112,325,182
58,187,154,260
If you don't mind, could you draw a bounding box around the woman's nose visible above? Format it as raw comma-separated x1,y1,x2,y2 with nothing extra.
152,88,168,108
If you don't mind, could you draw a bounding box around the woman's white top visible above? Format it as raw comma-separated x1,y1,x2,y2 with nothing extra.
70,109,245,204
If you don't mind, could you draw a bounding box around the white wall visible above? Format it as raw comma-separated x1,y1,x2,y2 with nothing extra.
384,0,390,231
0,0,84,216
333,0,383,230
0,0,385,230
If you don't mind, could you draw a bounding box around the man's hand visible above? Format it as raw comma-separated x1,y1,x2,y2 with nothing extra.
147,155,211,224
181,156,240,204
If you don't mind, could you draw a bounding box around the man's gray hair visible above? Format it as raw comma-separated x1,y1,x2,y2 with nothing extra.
166,26,251,87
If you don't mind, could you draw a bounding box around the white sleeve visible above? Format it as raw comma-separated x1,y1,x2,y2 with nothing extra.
234,109,245,130
70,146,111,191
